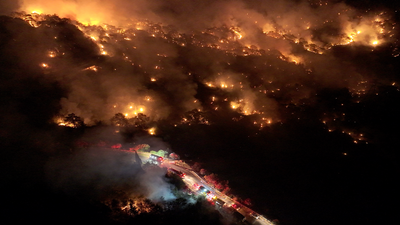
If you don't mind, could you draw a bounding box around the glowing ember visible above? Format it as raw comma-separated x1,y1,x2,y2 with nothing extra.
55,118,76,128
148,127,156,135
48,51,56,58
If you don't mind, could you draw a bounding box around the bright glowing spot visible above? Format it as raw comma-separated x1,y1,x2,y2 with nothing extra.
55,118,76,128
31,10,42,14
129,106,133,109
48,51,56,58
140,107,144,112
230,102,240,109
148,127,156,135
125,113,128,117
41,63,48,68
80,20,100,26
231,28,243,39
84,65,99,72
151,78,157,82
372,40,379,45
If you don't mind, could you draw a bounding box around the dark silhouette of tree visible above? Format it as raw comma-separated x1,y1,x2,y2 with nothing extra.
111,113,128,126
128,113,150,129
64,113,84,128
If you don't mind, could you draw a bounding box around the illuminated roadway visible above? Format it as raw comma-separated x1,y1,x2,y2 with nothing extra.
135,152,273,224
161,159,275,225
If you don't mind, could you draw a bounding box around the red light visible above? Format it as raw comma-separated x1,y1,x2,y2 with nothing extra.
206,193,215,200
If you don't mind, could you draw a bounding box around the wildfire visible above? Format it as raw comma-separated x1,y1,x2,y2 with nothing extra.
48,51,56,58
205,82,214,87
230,27,243,40
230,102,240,110
148,127,156,135
55,118,76,128
118,199,155,215
31,10,42,15
11,3,396,139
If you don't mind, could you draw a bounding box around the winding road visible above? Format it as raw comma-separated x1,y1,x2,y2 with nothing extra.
161,159,275,225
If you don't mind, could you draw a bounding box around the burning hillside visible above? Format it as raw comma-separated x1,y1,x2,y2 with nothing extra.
3,3,397,143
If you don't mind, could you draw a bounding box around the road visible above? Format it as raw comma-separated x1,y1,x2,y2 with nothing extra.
117,151,274,224
161,159,275,225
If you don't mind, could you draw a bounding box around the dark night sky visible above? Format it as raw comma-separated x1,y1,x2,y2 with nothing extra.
1,1,399,225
